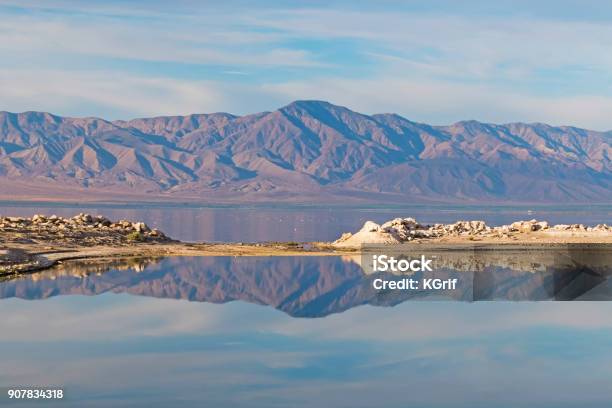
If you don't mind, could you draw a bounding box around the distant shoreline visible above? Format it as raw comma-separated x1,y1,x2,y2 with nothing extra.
1,197,612,208
0,195,612,212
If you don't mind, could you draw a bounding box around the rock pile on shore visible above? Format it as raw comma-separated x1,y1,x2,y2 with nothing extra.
0,213,171,247
333,217,611,247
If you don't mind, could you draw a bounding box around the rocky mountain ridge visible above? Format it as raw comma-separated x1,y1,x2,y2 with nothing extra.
1,101,610,203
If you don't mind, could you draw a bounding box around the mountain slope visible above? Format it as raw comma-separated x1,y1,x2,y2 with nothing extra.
0,101,610,203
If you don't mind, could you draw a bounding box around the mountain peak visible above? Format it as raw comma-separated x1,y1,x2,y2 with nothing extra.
284,100,335,108
280,100,353,115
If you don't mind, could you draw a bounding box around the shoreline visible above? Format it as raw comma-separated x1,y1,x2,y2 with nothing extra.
3,238,612,277
2,213,611,276
0,242,355,276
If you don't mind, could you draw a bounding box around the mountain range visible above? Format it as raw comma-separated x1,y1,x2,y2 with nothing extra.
0,100,610,203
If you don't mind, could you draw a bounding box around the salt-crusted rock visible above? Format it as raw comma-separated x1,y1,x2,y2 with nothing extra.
149,229,165,237
133,222,150,233
335,232,352,242
362,221,380,232
381,217,420,230
509,219,546,232
94,215,111,226
333,220,402,247
380,217,424,240
552,224,570,230
0,214,172,245
442,220,487,235
332,216,612,247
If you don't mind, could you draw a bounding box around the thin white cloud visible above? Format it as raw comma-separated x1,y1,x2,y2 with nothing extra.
0,13,322,67
0,69,229,118
1,4,611,127
249,8,612,85
270,301,612,342
263,77,612,129
5,6,612,74
2,67,611,129
5,291,612,344
222,70,249,75
0,295,222,341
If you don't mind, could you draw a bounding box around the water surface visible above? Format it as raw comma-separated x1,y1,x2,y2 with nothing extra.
1,203,611,407
1,255,612,407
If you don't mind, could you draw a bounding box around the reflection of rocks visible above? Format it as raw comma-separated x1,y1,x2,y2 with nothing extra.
0,257,473,316
21,258,161,281
359,245,612,274
334,218,612,247
1,249,612,316
0,257,375,316
0,248,52,275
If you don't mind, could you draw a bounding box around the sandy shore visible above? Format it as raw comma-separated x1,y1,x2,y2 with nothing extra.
0,242,353,276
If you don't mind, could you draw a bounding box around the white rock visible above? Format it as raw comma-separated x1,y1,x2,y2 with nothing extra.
333,221,401,247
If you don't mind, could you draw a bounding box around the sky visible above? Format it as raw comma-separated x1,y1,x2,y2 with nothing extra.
1,0,612,129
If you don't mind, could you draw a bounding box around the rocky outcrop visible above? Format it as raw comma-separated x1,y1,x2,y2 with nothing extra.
333,218,612,247
0,213,170,247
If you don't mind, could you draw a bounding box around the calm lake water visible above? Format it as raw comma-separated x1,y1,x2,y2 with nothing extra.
0,202,610,242
1,204,611,407
2,254,612,407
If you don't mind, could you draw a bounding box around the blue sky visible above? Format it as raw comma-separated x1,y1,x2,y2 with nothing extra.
1,0,612,129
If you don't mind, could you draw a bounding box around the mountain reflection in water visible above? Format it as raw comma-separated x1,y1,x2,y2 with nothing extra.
2,246,611,318
2,249,612,408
